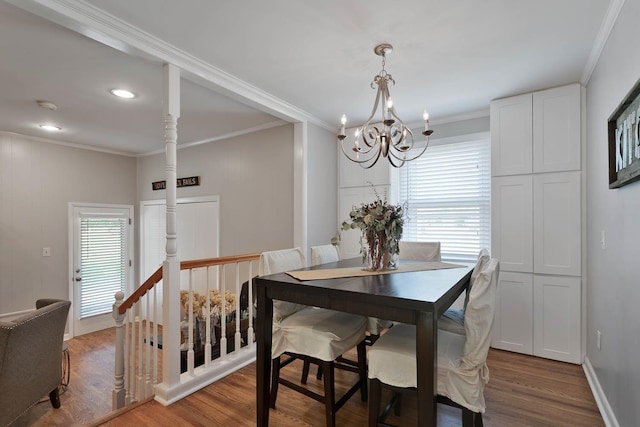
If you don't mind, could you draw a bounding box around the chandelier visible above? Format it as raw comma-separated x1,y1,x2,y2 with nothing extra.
338,43,433,168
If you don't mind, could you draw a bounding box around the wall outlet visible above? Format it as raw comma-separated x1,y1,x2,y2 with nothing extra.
42,247,51,257
601,230,606,250
597,330,602,350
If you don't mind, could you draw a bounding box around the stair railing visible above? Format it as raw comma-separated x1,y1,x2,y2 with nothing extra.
112,253,260,409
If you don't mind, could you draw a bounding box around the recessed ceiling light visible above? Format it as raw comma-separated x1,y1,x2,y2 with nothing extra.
109,89,136,99
39,124,62,132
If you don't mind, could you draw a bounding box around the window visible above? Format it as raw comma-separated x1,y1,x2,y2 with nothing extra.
79,216,127,318
392,135,491,262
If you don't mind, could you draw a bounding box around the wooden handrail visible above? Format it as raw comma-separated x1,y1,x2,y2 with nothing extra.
118,253,261,314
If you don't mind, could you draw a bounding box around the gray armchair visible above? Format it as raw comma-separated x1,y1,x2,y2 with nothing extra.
0,299,71,426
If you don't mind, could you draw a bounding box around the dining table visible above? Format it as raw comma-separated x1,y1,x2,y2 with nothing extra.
254,257,474,426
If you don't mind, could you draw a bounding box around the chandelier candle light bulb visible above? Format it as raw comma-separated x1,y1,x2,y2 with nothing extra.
337,43,434,168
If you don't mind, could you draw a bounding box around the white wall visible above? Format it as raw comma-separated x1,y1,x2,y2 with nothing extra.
306,123,338,255
0,132,137,314
586,0,640,424
137,124,295,261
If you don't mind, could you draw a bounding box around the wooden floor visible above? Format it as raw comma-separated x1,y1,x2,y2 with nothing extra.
14,328,605,426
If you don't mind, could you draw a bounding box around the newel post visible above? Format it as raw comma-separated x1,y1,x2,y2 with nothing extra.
112,291,126,410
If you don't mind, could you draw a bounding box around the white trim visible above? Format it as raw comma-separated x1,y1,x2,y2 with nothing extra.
293,122,308,254
67,202,135,338
138,120,288,157
580,0,626,85
0,130,136,157
429,131,490,147
154,347,255,406
583,357,620,427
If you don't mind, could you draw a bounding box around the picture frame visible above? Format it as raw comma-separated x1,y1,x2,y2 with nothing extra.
608,78,640,189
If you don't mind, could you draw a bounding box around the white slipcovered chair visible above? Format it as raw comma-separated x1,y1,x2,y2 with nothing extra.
367,257,499,426
259,248,368,427
439,248,491,335
366,241,443,342
310,244,340,266
398,241,441,262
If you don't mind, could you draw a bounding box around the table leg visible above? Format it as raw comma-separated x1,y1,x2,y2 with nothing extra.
256,281,273,427
416,310,437,427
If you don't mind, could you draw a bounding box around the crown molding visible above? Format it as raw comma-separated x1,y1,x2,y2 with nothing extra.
0,130,137,157
580,0,626,85
7,0,332,130
138,120,289,158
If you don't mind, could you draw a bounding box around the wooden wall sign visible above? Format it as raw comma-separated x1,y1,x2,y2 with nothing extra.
608,79,640,189
152,176,200,191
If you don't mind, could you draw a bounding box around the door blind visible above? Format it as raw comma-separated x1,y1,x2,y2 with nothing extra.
395,138,491,262
80,216,127,318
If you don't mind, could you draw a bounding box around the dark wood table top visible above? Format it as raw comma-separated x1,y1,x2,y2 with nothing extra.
256,258,474,324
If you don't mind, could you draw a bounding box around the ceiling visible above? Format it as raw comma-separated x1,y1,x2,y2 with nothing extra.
0,0,613,156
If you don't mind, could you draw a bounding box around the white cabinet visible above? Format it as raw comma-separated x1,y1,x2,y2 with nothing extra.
533,275,581,363
490,93,533,176
491,83,581,177
491,175,533,272
532,85,581,173
338,148,390,188
490,83,583,364
533,172,581,276
492,272,533,354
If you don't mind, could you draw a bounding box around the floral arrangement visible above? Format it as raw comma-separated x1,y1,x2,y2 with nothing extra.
180,289,237,320
341,188,405,271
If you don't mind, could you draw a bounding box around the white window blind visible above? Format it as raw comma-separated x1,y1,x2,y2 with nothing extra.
80,217,127,318
394,137,491,262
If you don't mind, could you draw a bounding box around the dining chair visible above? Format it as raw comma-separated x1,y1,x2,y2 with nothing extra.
365,241,443,344
439,248,491,335
398,241,441,262
367,257,500,427
310,244,340,266
259,247,368,427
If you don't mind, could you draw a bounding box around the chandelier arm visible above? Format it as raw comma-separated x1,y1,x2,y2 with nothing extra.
362,145,384,169
340,136,385,165
388,136,431,163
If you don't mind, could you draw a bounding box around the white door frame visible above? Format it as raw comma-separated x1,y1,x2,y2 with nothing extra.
68,202,134,338
140,195,220,285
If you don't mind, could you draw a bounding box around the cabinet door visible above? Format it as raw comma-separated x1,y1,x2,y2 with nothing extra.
490,93,533,176
533,275,581,363
492,272,533,354
491,175,533,272
533,172,581,276
533,84,581,173
338,147,390,188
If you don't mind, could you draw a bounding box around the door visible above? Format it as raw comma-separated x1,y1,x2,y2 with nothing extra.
140,196,220,323
71,204,133,336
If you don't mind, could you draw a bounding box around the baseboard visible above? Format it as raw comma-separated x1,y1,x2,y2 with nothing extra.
583,356,620,427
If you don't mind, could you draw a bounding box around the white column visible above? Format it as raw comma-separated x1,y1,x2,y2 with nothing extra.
112,291,126,409
158,63,182,397
293,122,308,254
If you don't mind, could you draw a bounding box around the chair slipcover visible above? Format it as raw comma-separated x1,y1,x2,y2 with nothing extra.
368,257,499,413
398,241,442,262
439,248,490,335
259,247,308,323
258,247,367,360
368,241,443,335
310,244,340,266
